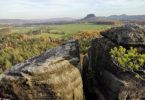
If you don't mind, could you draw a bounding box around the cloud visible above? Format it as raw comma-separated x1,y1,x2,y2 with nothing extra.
0,0,145,19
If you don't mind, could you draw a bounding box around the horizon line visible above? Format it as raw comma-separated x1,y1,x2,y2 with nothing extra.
0,14,145,20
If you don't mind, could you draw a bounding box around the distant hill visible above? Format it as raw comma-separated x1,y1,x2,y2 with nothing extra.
107,14,145,21
80,14,145,22
80,14,105,22
0,18,76,25
0,14,145,25
81,14,97,22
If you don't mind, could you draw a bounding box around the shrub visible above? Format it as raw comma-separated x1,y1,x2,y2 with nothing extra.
110,46,145,71
74,30,101,53
0,33,57,74
49,30,64,34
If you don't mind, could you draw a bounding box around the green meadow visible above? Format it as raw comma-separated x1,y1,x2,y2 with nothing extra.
47,23,111,34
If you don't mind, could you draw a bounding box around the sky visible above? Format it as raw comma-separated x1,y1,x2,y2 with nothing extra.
0,0,145,19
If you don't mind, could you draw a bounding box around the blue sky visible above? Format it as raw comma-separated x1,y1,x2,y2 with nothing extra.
0,0,145,19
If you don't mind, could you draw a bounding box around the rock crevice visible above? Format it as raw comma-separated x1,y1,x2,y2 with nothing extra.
1,24,145,100
83,24,145,100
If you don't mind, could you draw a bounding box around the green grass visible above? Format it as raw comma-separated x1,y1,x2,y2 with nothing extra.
47,23,111,35
12,26,37,34
12,23,111,35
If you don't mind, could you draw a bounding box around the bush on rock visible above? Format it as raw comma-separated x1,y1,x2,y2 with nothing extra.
110,46,145,78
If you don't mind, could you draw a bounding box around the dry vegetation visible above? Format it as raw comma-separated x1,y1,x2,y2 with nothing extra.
0,24,111,74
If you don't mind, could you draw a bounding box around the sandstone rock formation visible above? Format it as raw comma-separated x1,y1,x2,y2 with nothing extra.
1,24,145,100
83,24,145,100
102,24,145,45
0,40,83,100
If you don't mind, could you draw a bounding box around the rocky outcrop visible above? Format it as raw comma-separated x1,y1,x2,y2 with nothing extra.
1,24,145,100
0,40,83,100
83,24,145,100
80,14,97,22
102,24,145,46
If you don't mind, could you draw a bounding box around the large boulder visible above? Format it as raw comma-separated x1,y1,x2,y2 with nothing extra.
0,40,83,100
83,24,145,100
102,24,145,45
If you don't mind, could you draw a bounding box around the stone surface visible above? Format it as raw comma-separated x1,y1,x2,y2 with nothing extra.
101,24,145,46
83,24,145,100
0,40,83,100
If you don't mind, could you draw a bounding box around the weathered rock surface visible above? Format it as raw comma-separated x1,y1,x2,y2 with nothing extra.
101,24,145,46
0,40,83,100
83,24,145,100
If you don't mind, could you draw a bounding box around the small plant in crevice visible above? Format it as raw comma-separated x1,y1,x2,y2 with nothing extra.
110,46,145,80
